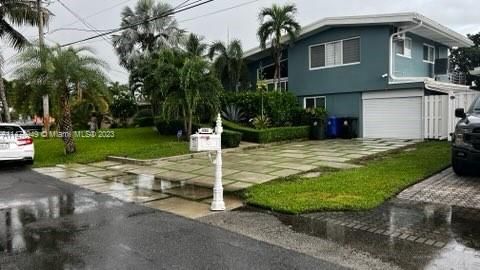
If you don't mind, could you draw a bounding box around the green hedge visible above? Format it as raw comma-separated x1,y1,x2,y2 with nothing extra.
222,130,242,148
134,117,154,127
223,120,310,144
154,118,206,136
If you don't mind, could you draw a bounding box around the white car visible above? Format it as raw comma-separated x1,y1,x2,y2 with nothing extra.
0,124,35,164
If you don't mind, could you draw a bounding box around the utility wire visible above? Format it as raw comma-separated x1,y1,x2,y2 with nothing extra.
178,0,258,24
60,0,214,47
45,0,135,35
46,1,194,35
4,0,211,75
57,0,112,46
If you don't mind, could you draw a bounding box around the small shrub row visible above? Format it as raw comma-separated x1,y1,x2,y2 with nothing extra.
222,130,242,148
133,109,154,127
134,117,154,127
223,120,310,144
155,119,198,135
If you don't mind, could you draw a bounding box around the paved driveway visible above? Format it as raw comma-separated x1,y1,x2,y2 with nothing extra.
398,168,480,209
35,139,416,219
0,165,345,270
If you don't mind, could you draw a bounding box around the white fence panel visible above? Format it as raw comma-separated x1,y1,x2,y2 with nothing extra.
424,95,449,140
447,91,480,141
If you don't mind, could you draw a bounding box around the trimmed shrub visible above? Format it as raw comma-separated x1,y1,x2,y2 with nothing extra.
154,118,206,136
222,130,242,148
223,120,310,144
133,109,154,127
134,117,154,127
155,119,185,135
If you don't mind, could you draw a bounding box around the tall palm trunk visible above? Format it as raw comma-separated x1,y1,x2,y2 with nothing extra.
274,45,282,92
60,92,76,154
0,74,11,122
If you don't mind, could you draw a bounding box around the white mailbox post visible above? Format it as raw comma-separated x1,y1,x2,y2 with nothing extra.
189,114,225,211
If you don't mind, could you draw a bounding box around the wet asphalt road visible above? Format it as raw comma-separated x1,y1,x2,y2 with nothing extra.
0,165,344,270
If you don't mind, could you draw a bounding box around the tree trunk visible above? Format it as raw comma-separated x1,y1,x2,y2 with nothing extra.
60,93,76,154
0,75,11,123
272,50,278,92
187,111,193,138
276,51,282,92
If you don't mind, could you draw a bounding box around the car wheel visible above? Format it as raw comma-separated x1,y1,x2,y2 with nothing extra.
24,159,34,166
452,155,468,176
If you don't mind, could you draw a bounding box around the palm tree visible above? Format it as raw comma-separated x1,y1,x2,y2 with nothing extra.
16,46,108,154
257,4,301,91
185,33,207,57
163,55,222,137
208,39,244,91
112,0,184,70
0,0,49,122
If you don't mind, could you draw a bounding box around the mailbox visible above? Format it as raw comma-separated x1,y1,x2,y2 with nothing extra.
190,128,221,152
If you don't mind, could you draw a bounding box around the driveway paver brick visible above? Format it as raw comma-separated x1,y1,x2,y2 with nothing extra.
398,168,480,209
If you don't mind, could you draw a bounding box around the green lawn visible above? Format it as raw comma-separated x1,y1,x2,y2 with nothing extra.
33,127,189,167
244,141,451,214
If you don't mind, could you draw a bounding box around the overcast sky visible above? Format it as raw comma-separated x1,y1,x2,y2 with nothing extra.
3,0,479,83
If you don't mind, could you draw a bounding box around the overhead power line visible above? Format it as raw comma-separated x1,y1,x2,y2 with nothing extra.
60,0,214,48
178,0,258,24
48,0,195,35
45,0,135,35
57,0,112,46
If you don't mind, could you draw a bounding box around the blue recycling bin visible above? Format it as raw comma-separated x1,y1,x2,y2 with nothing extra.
327,116,340,138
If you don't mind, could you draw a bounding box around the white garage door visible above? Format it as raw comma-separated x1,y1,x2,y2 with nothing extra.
363,93,423,139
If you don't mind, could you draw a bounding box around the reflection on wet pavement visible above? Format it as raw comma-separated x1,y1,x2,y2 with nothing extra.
34,169,242,219
0,191,123,254
277,198,480,269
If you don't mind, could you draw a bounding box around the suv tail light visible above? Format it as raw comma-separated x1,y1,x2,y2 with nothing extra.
16,137,33,146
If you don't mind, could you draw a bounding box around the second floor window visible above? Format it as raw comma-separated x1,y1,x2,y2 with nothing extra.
423,44,435,63
395,38,412,58
310,37,360,69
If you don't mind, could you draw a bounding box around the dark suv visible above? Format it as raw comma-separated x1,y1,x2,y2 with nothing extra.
452,96,480,175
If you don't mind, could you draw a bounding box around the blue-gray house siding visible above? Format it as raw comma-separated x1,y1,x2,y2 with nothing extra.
288,26,391,96
245,23,456,138
393,33,449,78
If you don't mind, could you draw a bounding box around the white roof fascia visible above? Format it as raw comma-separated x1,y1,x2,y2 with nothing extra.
244,12,473,59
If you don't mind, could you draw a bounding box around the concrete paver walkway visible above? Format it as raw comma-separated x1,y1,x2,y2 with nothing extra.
35,138,416,219
398,168,480,209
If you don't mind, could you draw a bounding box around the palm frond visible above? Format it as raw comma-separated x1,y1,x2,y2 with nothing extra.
0,20,29,49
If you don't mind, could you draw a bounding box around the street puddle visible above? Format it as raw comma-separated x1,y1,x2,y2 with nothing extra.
105,174,212,201
276,199,480,269
107,174,185,192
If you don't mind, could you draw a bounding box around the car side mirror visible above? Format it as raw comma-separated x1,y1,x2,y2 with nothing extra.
455,108,466,119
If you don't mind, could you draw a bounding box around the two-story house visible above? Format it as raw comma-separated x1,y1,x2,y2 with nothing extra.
244,12,474,139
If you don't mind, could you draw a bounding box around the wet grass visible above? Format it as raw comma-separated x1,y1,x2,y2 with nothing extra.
244,141,451,214
33,127,188,168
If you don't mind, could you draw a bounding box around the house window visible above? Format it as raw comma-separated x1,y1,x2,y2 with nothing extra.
304,96,326,109
309,37,360,69
343,38,361,64
395,38,412,58
423,44,435,63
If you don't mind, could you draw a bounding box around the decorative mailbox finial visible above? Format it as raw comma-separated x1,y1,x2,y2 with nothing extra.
215,113,223,135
